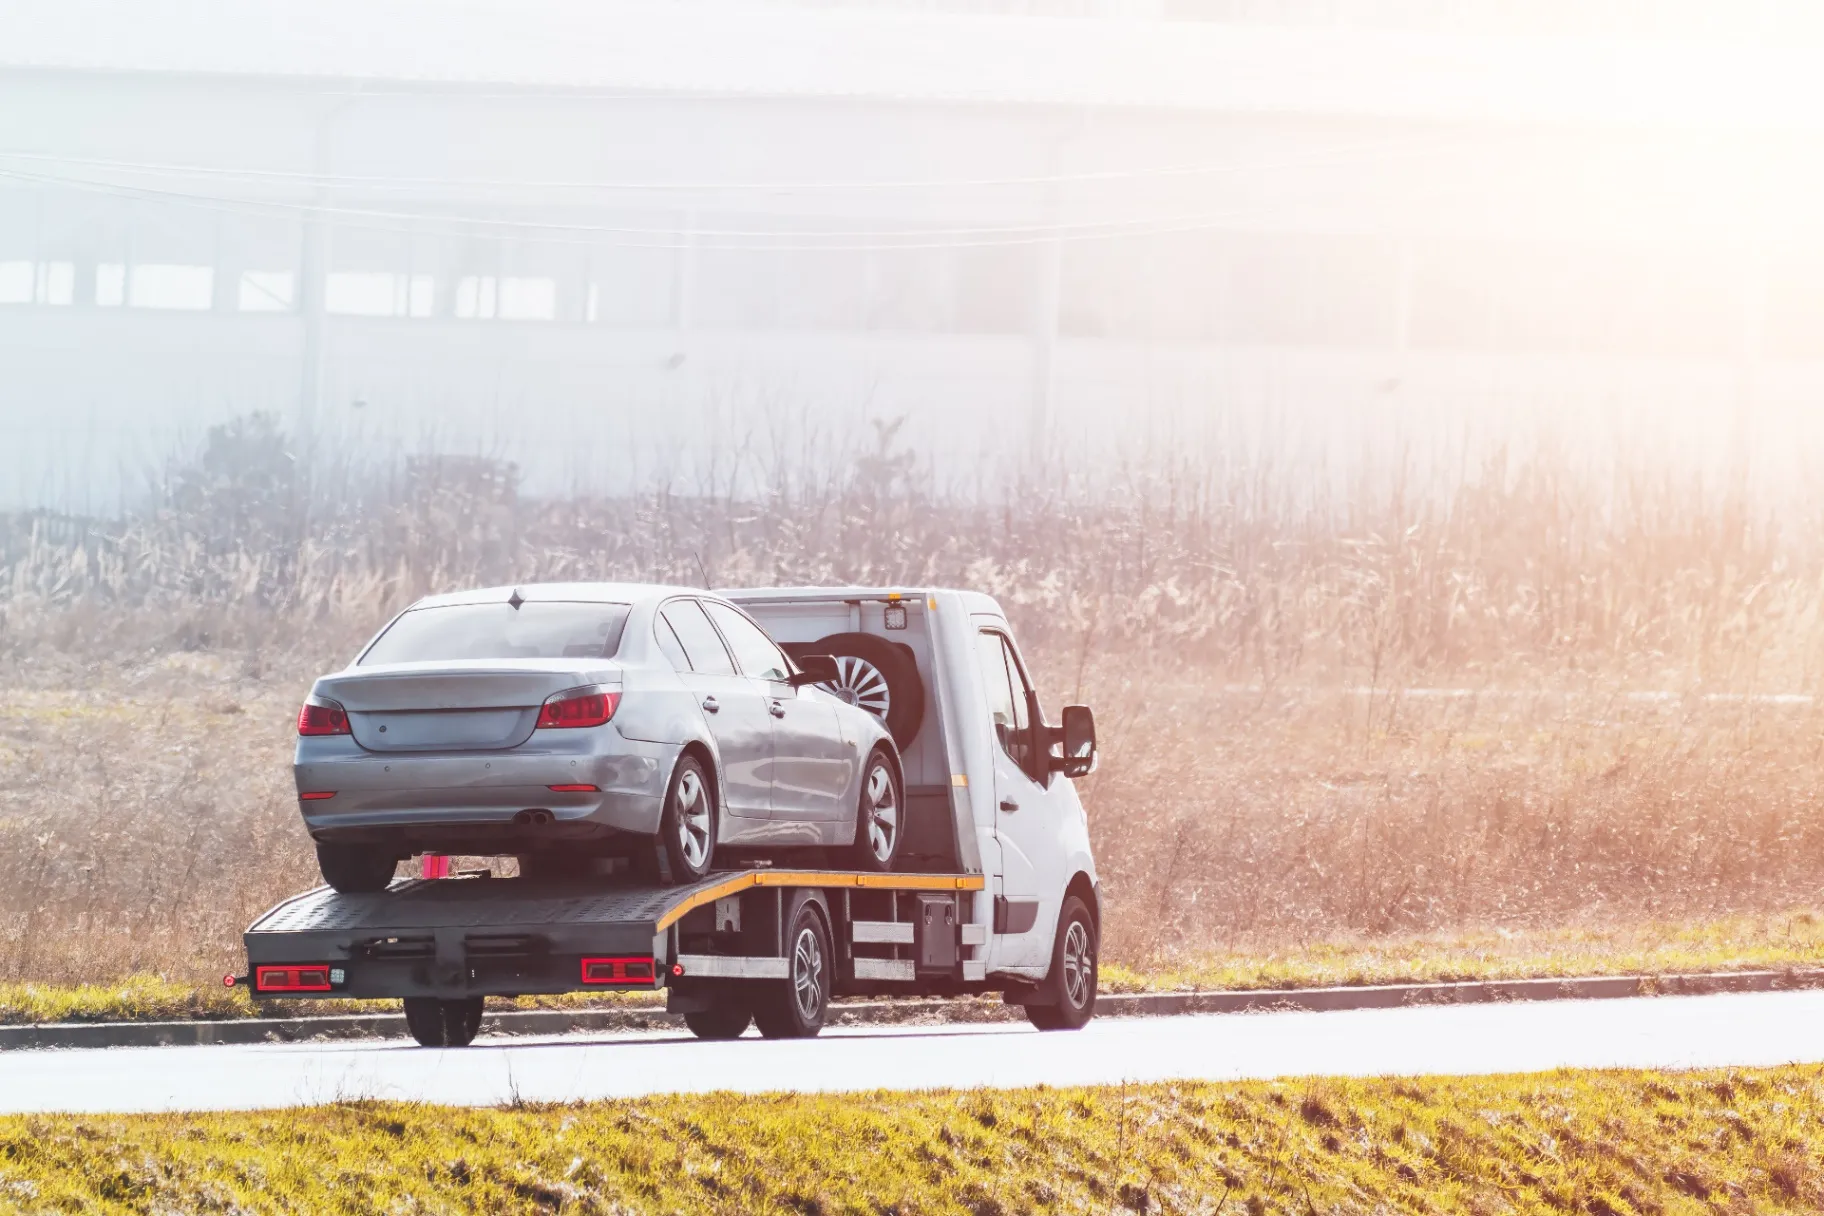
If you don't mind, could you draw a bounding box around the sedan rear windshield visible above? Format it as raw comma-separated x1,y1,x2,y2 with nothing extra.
359,602,632,665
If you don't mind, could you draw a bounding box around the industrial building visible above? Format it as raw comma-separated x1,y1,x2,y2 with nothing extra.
3,0,1822,507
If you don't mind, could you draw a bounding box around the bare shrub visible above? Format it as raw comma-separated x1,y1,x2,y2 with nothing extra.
4,414,1824,984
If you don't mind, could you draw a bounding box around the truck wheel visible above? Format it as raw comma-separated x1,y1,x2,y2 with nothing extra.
849,749,903,872
785,633,925,748
753,900,832,1039
1025,896,1098,1031
684,1003,753,1040
402,997,485,1047
643,755,716,886
316,843,400,894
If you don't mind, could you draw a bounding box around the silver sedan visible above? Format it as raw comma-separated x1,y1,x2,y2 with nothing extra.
294,583,903,891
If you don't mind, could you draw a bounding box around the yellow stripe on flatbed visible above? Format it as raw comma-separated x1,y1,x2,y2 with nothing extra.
655,871,984,931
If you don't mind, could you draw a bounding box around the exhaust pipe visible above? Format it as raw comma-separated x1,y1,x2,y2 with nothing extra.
514,808,554,827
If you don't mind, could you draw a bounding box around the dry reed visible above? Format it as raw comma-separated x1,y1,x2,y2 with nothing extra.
4,412,1824,985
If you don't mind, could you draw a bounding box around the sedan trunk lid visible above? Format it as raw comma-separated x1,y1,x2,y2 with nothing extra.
312,660,621,752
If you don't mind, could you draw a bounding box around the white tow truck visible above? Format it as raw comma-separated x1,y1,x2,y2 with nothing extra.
238,587,1102,1047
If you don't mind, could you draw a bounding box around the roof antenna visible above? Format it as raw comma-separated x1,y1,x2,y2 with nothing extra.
507,587,524,610
691,552,711,590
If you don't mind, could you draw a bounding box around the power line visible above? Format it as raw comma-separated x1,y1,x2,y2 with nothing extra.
0,134,1460,196
0,138,1472,252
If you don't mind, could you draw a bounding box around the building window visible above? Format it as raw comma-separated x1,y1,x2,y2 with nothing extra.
327,272,433,318
0,261,73,305
128,264,213,311
238,271,295,313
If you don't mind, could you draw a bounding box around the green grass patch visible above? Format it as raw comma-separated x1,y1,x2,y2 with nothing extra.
1101,910,1824,993
0,977,663,1027
3,1068,1823,1213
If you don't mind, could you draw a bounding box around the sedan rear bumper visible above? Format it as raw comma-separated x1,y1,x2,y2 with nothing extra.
295,733,677,850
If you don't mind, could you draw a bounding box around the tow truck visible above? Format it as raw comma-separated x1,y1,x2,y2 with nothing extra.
236,587,1102,1047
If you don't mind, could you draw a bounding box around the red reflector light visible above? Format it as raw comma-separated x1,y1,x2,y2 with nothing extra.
255,965,333,993
297,699,351,737
223,974,236,988
536,689,619,730
299,791,337,801
547,783,600,793
580,956,658,986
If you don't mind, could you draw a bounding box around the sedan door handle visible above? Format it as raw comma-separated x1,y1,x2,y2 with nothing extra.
1000,798,1020,812
768,700,786,718
701,697,720,714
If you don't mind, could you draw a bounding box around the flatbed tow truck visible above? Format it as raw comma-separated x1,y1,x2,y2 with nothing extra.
235,587,1102,1047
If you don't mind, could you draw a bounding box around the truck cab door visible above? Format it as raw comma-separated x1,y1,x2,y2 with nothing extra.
972,622,1070,972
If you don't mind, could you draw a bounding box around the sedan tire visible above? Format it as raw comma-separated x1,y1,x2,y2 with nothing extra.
316,843,400,894
643,754,716,886
848,748,903,872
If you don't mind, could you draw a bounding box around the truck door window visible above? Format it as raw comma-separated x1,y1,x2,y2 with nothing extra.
975,629,1032,771
703,601,792,681
661,600,737,675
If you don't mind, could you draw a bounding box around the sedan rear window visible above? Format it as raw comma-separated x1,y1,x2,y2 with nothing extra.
359,602,632,665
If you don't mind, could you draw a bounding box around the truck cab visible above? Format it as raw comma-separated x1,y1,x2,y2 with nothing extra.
727,587,1100,988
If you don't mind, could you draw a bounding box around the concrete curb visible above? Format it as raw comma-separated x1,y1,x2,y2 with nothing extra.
5,967,1822,1051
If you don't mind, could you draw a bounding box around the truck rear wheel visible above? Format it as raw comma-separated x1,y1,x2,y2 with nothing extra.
1025,895,1098,1031
316,843,400,894
683,1002,753,1040
402,997,484,1047
754,900,832,1039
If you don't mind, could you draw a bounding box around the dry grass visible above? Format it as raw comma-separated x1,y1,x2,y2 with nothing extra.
9,413,1824,992
4,1068,1824,1213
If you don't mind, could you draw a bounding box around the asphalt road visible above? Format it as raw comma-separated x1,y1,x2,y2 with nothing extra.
3,989,1822,1115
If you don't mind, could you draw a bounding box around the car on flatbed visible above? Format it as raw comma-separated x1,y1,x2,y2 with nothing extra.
295,583,901,890
245,586,1101,1045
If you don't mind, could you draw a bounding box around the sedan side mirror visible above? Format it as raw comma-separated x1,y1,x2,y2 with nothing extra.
789,653,841,688
1054,704,1097,778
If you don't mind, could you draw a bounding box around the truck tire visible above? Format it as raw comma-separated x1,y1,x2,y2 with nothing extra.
316,843,400,894
1025,895,1098,1031
848,747,903,872
642,755,716,886
753,899,832,1039
785,633,925,748
683,1002,753,1040
403,997,484,1047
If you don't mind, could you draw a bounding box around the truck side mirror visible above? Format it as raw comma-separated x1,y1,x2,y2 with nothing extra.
1054,704,1097,778
789,653,840,687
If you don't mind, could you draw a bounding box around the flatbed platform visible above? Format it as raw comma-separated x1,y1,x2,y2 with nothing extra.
243,868,987,1003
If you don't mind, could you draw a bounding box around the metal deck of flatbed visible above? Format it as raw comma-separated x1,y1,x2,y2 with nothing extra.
243,869,986,1000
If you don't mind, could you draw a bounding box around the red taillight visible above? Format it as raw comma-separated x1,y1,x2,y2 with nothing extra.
536,688,619,730
580,956,657,986
299,791,337,801
297,699,351,737
547,783,600,793
255,965,333,993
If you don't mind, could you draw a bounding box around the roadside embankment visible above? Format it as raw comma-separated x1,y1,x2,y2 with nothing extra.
2,1068,1819,1213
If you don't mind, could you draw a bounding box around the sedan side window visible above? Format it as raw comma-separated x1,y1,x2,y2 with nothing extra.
704,601,792,682
661,600,737,675
654,616,692,671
